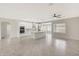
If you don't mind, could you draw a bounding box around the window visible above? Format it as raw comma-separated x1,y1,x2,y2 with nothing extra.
41,23,52,32
53,23,66,33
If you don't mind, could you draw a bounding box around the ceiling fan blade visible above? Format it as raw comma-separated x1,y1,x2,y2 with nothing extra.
50,14,61,18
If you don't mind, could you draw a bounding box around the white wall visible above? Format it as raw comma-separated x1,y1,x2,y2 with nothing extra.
66,17,79,40
1,22,8,39
0,22,1,40
0,18,20,39
10,21,20,38
52,17,79,40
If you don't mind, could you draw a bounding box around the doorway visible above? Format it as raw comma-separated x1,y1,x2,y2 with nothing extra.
1,22,11,39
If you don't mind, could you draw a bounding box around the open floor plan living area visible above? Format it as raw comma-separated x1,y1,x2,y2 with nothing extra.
0,3,79,56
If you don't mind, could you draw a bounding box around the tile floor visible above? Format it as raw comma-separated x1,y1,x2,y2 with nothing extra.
0,33,79,56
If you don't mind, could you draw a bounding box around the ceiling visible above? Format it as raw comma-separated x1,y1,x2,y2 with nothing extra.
0,3,79,22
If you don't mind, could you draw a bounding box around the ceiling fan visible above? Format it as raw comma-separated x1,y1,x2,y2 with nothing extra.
48,3,62,18
52,13,61,18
